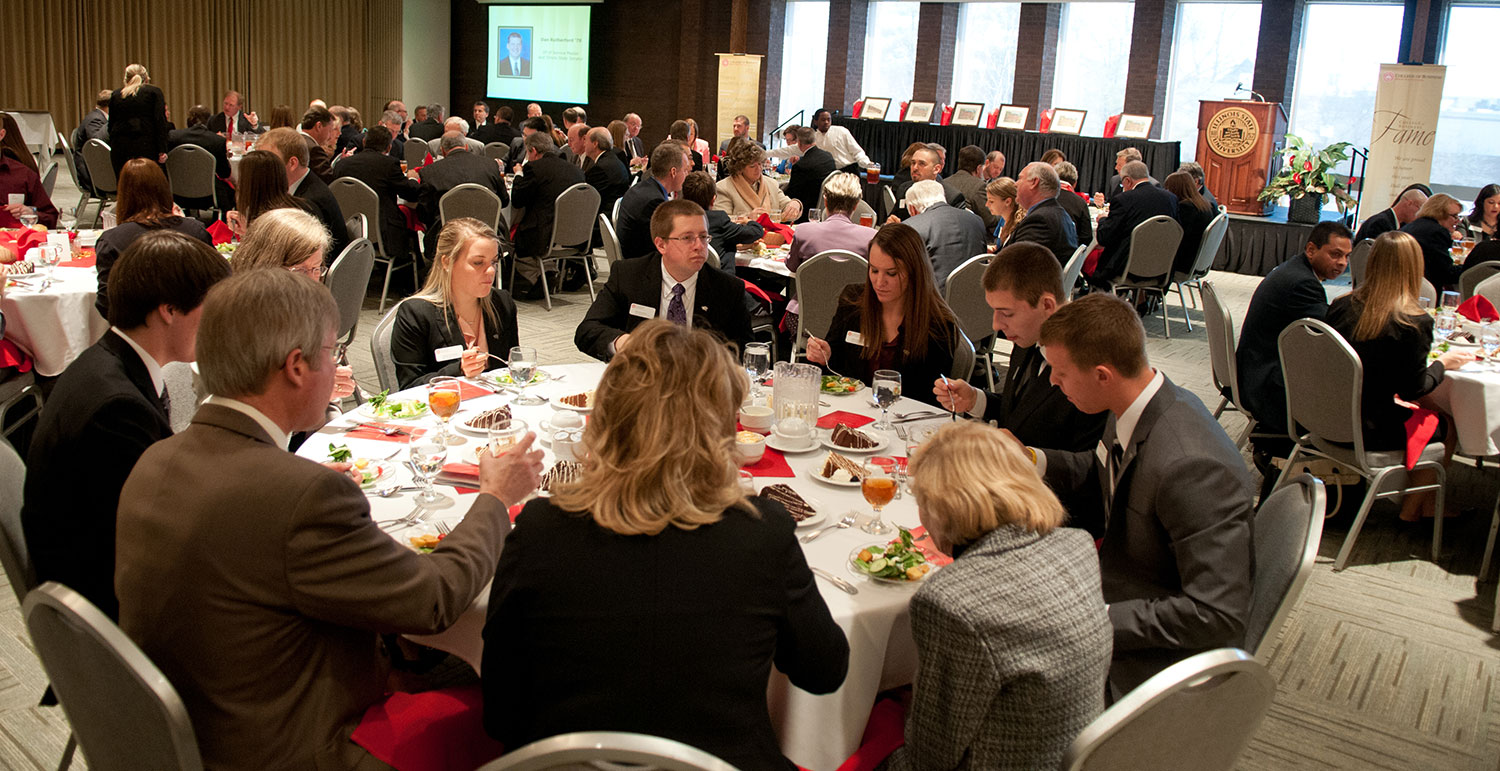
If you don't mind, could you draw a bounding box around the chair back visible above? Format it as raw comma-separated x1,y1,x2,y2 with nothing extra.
611,196,623,226
326,238,376,341
881,185,897,220
82,138,116,194
949,328,976,380
1419,277,1437,305
1180,211,1228,281
58,131,87,195
1062,240,1091,297
165,145,216,201
705,243,721,270
1201,281,1244,413
795,250,869,348
1348,239,1373,288
548,183,601,253
41,161,58,197
328,176,385,255
345,212,367,241
1121,215,1183,286
1061,649,1275,771
1278,318,1363,454
0,441,34,605
943,254,993,344
371,304,403,392
1460,261,1500,300
852,198,877,226
440,183,503,231
476,731,737,771
403,138,430,168
483,142,509,162
598,213,623,266
1473,271,1500,311
24,583,203,771
1245,475,1325,658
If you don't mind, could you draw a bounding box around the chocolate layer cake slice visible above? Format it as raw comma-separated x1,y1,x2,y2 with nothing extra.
819,451,864,482
830,423,877,449
760,483,816,521
465,405,513,430
541,460,584,492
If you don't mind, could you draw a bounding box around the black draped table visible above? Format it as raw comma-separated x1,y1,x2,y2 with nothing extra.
832,117,1180,196
1214,208,1350,277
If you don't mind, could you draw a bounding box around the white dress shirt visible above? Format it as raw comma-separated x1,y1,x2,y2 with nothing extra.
659,262,701,329
110,327,165,398
203,395,292,450
1030,368,1163,478
815,125,871,168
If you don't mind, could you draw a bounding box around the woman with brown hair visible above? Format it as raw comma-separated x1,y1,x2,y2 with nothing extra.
107,63,169,174
713,139,801,223
606,119,631,168
94,158,211,318
480,319,848,771
1327,231,1473,520
986,176,1026,246
267,104,296,130
1164,169,1216,275
1400,192,1466,290
226,150,303,236
807,222,962,407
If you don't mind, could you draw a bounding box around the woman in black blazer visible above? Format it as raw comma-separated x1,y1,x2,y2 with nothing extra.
1400,193,1465,290
390,218,519,389
95,159,211,318
107,64,169,175
481,321,848,770
806,223,961,408
1165,170,1217,275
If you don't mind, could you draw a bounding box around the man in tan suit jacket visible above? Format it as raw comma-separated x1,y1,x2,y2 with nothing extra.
116,270,543,771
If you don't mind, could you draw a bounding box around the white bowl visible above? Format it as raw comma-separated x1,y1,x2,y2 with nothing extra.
739,405,774,433
735,432,767,465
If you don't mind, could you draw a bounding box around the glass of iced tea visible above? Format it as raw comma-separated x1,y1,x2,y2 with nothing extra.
426,376,462,444
860,461,896,535
487,418,528,457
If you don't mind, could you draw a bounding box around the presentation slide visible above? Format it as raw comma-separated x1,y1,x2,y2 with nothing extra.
485,5,591,104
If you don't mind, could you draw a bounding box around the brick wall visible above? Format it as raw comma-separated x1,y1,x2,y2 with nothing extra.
823,0,869,114
1124,0,1177,139
912,2,959,105
1012,2,1062,131
1252,0,1305,106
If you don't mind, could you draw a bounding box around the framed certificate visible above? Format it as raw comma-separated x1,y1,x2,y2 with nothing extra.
1116,114,1155,139
904,101,935,123
1049,108,1087,135
951,102,985,127
861,97,891,121
996,105,1029,130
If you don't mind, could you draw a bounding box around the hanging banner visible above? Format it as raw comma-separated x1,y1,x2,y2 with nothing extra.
716,54,762,151
1365,63,1446,212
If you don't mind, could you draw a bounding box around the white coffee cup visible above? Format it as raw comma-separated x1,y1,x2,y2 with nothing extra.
772,417,813,449
739,405,774,433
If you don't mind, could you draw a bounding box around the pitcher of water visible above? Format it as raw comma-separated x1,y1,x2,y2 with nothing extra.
771,362,820,427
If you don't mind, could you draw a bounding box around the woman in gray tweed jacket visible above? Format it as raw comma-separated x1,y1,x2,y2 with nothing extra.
881,422,1112,770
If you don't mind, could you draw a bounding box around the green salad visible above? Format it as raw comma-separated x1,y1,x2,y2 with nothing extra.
492,371,546,385
852,529,932,581
821,375,862,394
366,390,429,419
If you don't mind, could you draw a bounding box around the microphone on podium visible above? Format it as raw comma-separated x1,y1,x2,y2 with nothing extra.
1233,83,1266,102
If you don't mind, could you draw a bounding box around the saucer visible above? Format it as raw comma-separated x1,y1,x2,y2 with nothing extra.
766,434,819,453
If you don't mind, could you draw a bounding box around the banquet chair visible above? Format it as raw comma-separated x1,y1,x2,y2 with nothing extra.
881,185,897,221
1459,261,1500,300
371,304,402,393
949,329,977,381
943,254,997,390
1347,240,1373,288
59,132,102,222
80,139,117,227
345,212,367,242
597,213,622,271
165,145,219,218
483,142,510,163
41,161,58,197
1110,216,1183,338
439,183,503,232
477,731,737,771
705,244,720,270
1061,649,1275,771
1169,211,1229,330
1274,318,1446,571
0,368,43,444
1201,281,1261,448
611,197,622,227
0,441,35,606
1062,240,1091,300
1244,474,1325,658
25,583,203,771
327,238,376,347
793,250,869,360
1473,272,1500,312
328,176,415,313
403,139,430,169
511,183,600,311
1419,277,1437,306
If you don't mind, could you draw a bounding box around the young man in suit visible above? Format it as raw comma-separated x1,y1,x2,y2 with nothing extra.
1027,293,1253,699
576,199,753,361
1008,162,1080,264
946,144,997,232
934,243,1106,453
332,125,421,263
511,131,586,297
616,141,692,261
891,147,964,222
115,269,545,771
167,104,234,211
70,89,111,191
1092,160,1178,284
23,231,231,620
256,128,349,263
784,126,835,224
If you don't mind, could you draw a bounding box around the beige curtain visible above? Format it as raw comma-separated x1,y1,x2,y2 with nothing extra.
1,0,403,144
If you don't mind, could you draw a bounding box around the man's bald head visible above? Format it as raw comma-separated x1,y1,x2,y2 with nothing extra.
439,130,468,155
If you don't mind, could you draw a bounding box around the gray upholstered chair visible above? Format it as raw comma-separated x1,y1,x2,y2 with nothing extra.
1110,215,1184,338
476,731,737,771
943,254,996,389
793,250,869,360
1244,474,1325,658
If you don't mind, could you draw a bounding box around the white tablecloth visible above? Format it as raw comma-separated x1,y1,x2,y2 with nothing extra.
1432,363,1500,456
3,110,56,159
2,265,107,376
296,362,947,770
735,244,792,277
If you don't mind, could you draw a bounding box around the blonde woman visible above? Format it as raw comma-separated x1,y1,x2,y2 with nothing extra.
714,140,801,223
1327,231,1474,520
107,63,169,174
390,217,519,388
986,176,1026,246
230,207,331,278
876,421,1110,770
1399,192,1465,290
480,320,849,770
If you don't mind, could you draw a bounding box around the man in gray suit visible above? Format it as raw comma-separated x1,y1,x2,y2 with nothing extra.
945,144,997,232
904,179,987,292
1029,293,1253,698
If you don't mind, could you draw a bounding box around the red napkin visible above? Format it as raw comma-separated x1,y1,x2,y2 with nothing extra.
834,698,907,771
743,447,794,478
59,247,94,268
455,380,493,400
206,220,234,246
1082,245,1103,276
398,203,426,233
0,228,46,256
438,462,480,494
1402,406,1440,470
0,340,32,373
1456,294,1498,322
817,411,875,430
351,685,505,771
852,99,865,119
347,423,428,443
903,526,954,567
755,213,795,243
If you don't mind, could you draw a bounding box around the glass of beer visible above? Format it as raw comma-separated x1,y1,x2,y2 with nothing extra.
860,460,896,534
426,376,462,444
857,211,875,228
866,163,880,185
400,160,409,174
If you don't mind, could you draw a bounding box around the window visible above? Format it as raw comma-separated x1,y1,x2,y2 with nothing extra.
778,0,830,128
861,1,920,104
952,2,1021,109
1435,4,1500,188
1052,2,1136,136
1288,2,1404,171
1163,2,1261,152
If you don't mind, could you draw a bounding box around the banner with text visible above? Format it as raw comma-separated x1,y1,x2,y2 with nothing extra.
716,54,762,152
1365,64,1446,212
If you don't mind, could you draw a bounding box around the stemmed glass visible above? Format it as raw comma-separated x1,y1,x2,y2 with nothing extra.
1483,325,1500,371
408,439,448,504
871,369,902,430
860,461,896,535
36,243,61,290
744,342,771,400
426,376,462,445
1441,291,1461,315
509,346,543,405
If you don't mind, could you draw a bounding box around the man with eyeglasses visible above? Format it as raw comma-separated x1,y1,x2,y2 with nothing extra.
576,199,753,361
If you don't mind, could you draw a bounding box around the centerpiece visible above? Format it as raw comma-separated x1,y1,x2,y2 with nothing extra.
1257,134,1358,224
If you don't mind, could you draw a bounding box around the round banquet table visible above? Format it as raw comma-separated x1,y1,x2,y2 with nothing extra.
1431,359,1500,456
2,265,108,376
296,361,951,771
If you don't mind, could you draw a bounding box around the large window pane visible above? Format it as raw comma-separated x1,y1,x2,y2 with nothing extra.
1053,2,1136,136
861,1,920,105
952,2,1021,109
779,0,829,128
1164,2,1261,154
1289,2,1404,171
1435,5,1500,188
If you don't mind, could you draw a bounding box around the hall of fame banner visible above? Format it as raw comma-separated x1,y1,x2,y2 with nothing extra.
1365,64,1446,210
716,54,763,151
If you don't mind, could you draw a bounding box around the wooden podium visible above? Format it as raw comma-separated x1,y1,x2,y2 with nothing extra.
1196,100,1288,216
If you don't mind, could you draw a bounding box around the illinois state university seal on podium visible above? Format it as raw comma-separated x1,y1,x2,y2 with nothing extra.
1206,107,1259,158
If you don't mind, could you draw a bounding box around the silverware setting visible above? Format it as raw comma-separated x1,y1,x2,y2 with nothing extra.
346,422,410,437
435,521,452,536
800,514,856,544
377,502,425,531
811,567,859,594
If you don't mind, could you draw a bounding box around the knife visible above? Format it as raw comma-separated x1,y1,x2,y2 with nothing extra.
811,567,859,595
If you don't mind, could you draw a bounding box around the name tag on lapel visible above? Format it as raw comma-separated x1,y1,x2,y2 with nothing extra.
434,344,463,362
629,303,655,319
845,331,864,346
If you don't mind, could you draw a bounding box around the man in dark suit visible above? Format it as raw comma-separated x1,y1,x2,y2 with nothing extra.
414,130,510,262
1054,161,1094,247
1354,184,1429,242
1096,147,1142,206
616,141,692,260
784,126,835,224
935,243,1106,453
511,132,587,296
583,127,631,231
115,269,544,771
892,146,964,221
904,180,987,292
1033,293,1253,698
256,127,350,263
22,231,230,620
409,104,444,142
208,90,260,136
474,105,519,147
469,101,493,141
499,32,532,76
298,105,338,183
168,104,235,212
70,89,111,191
375,109,406,162
333,125,420,263
1010,162,1080,264
623,112,646,161
577,200,753,361
1093,161,1178,283
717,114,762,154
946,144,997,232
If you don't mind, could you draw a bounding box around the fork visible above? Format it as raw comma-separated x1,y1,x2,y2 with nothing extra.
800,514,856,544
378,503,425,531
348,422,409,437
435,521,451,536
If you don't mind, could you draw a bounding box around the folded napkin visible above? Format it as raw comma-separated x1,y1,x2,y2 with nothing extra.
834,698,907,771
1456,294,1498,322
206,220,235,246
0,340,33,373
1403,406,1440,470
0,228,46,256
743,447,794,478
755,213,796,243
346,423,428,443
817,411,875,430
398,203,426,233
455,380,493,400
436,462,480,494
351,685,505,771
59,247,94,268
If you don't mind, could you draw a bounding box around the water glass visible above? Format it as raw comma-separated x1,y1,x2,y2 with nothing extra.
19,212,38,229
743,342,771,399
409,441,448,504
872,369,902,430
738,469,757,495
1418,297,1433,315
860,461,896,535
1484,325,1500,370
37,244,62,288
509,346,542,405
1441,291,1461,314
1435,311,1457,342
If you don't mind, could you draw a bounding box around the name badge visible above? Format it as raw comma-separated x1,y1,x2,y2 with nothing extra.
629,303,655,319
434,344,463,362
845,331,864,346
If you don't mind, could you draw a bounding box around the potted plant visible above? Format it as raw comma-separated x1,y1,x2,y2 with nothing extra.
1257,134,1358,224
